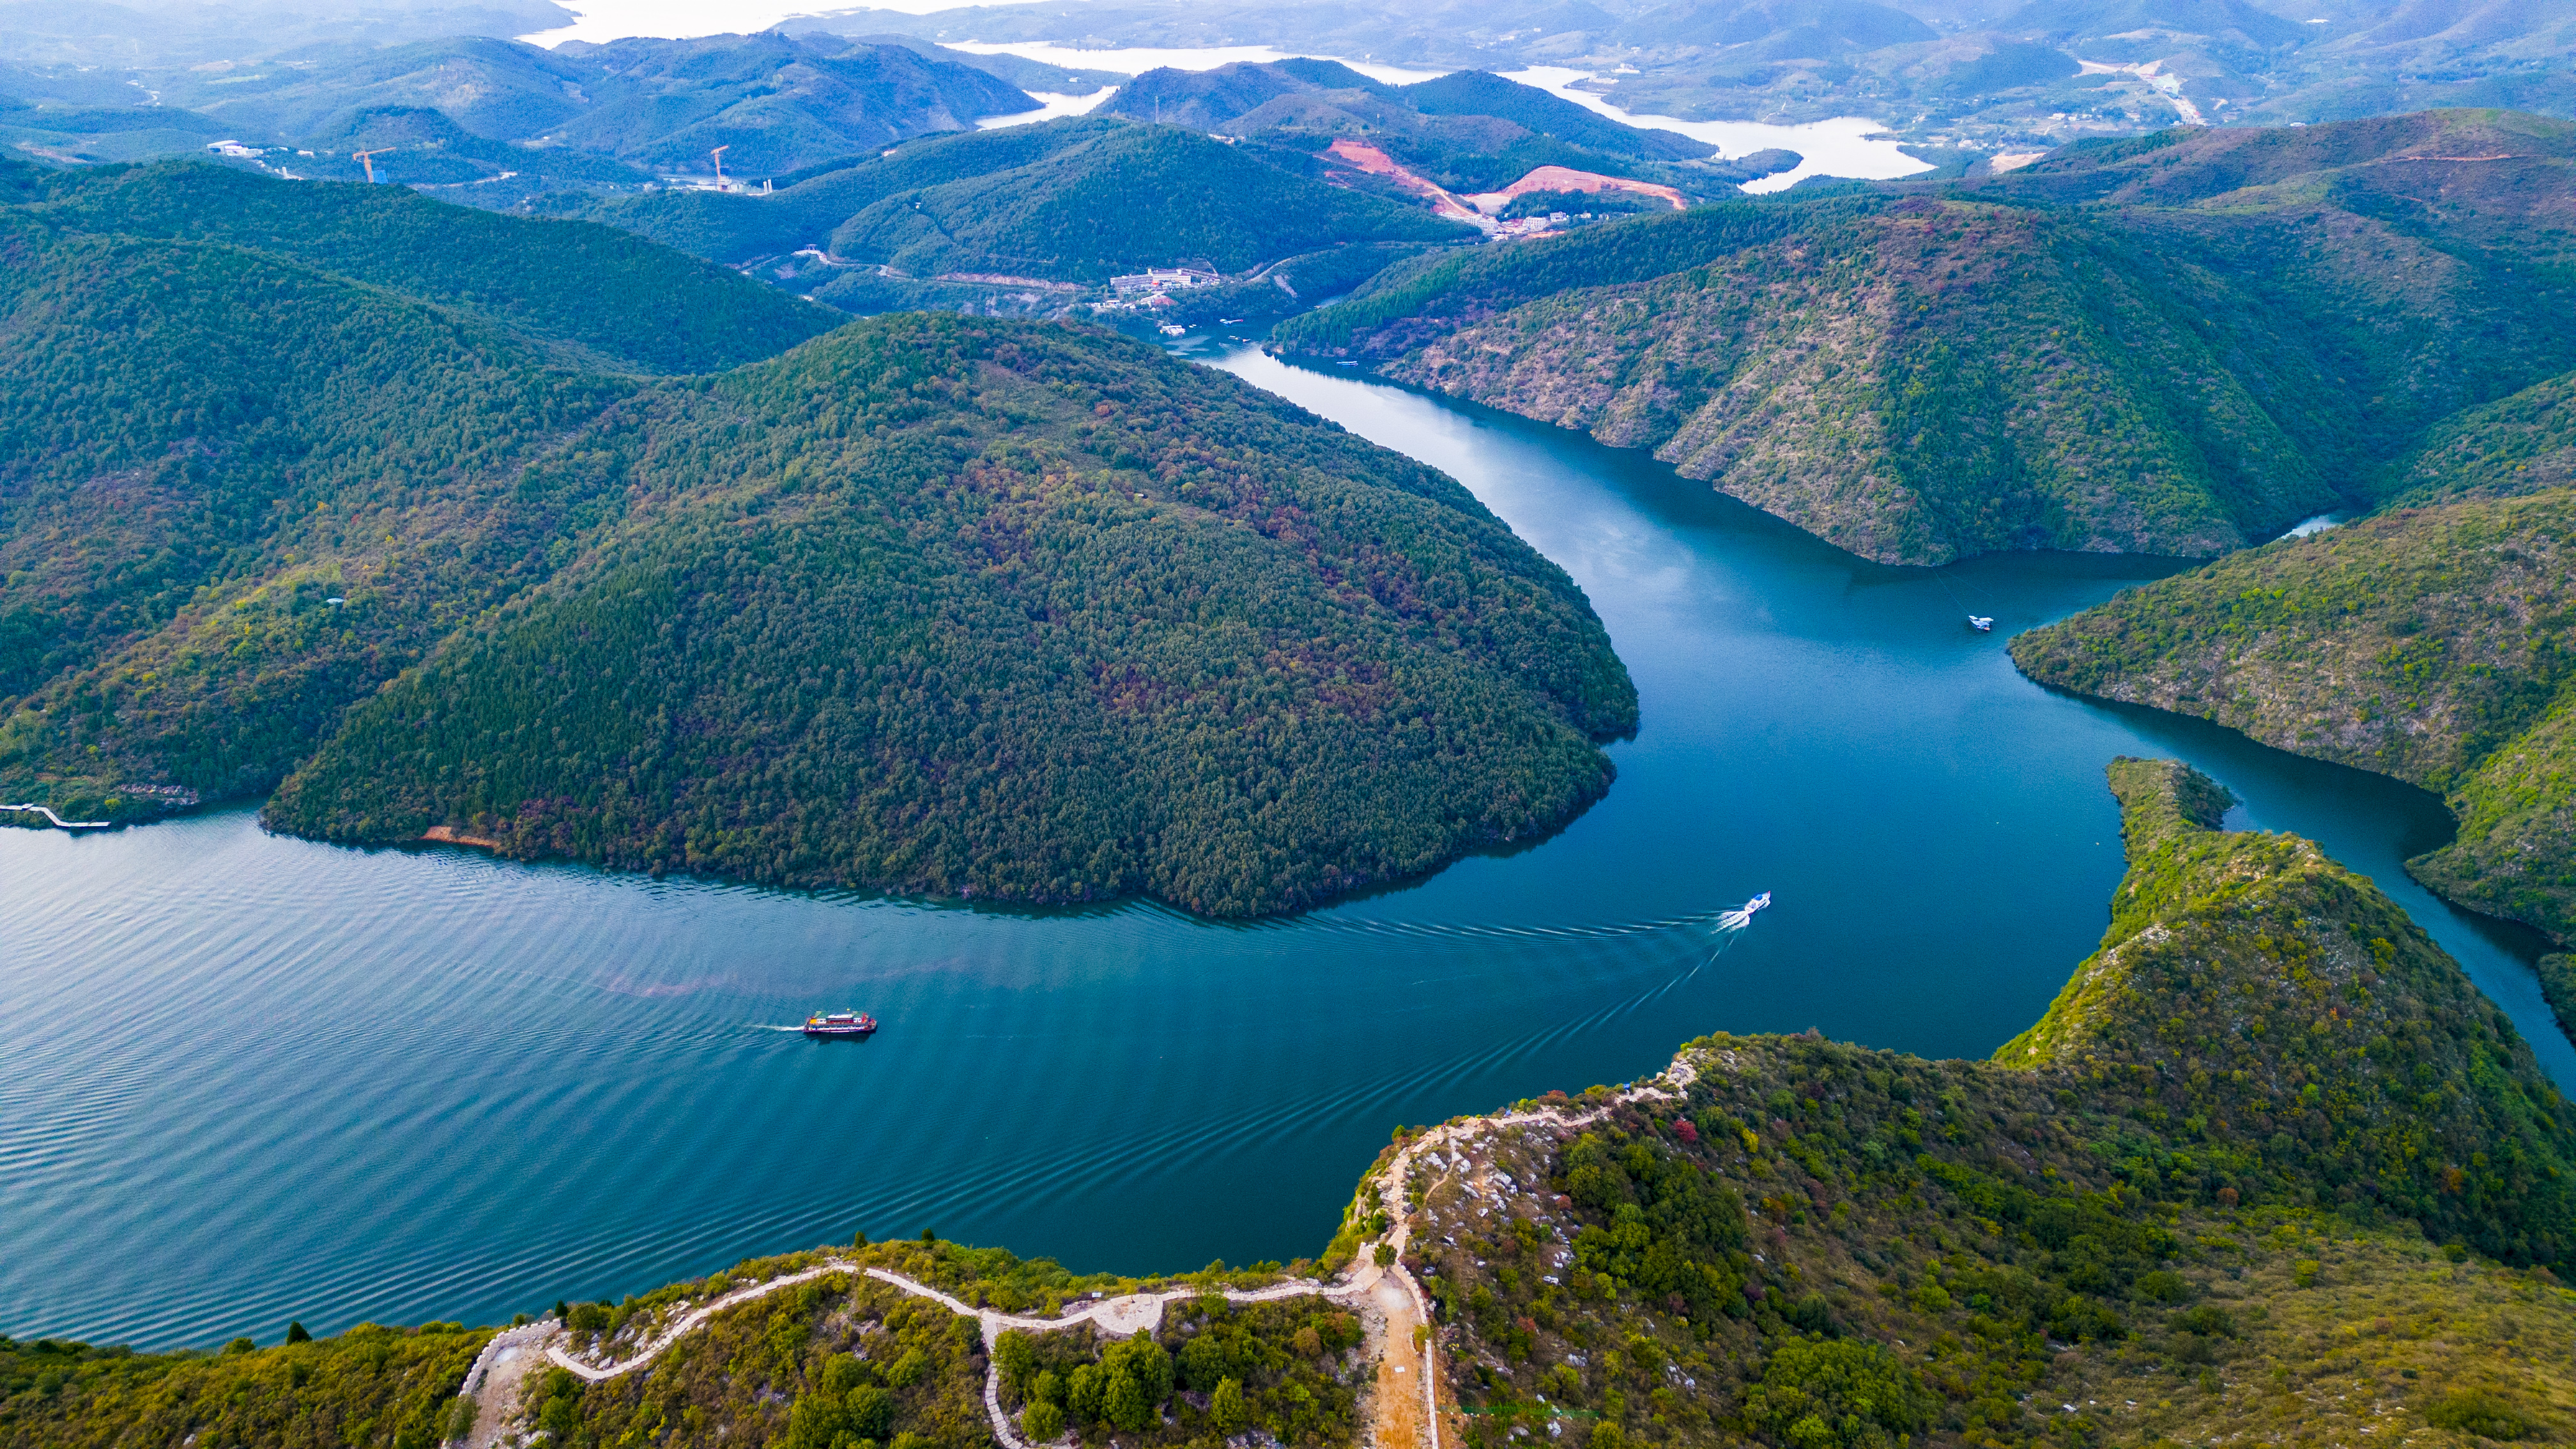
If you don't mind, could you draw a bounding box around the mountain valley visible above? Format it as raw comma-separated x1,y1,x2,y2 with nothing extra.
1276,110,2576,565
4,2,2576,1443
0,157,1634,916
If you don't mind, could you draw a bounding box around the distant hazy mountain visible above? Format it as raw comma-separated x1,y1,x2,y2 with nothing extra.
1276,109,2576,566
582,114,1473,283
162,33,1034,176
774,26,1131,96
1089,62,1803,200
1107,61,1708,157
0,0,572,71
806,0,2576,153
10,0,2568,182
0,28,1036,187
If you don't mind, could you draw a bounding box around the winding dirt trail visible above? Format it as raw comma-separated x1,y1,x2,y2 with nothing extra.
1352,1055,1696,1449
450,1053,1701,1449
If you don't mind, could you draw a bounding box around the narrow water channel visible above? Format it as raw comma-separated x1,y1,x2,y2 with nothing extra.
2,347,2563,1351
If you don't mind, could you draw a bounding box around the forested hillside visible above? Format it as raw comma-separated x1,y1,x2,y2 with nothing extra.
582,116,1473,284
1404,758,2576,1449
0,157,831,773
530,33,1031,174
12,760,2575,1449
1276,111,2576,565
2382,369,2576,509
2,31,1042,197
820,123,1471,283
1,158,836,373
1093,62,1786,199
264,315,1636,916
0,1320,488,1449
2011,486,2576,955
0,160,1632,916
812,0,2574,153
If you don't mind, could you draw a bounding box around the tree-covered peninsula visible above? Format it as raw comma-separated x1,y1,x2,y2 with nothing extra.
263,316,1637,916
0,158,1635,916
1273,109,2576,565
2013,484,2576,983
10,760,2574,1449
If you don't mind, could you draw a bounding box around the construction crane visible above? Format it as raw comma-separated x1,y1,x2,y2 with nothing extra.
709,144,730,190
353,147,395,183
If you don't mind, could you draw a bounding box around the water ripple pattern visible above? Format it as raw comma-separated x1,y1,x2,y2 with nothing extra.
7,349,2570,1350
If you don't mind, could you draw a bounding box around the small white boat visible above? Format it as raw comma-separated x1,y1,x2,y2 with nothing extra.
1718,891,1772,928
1968,615,1994,632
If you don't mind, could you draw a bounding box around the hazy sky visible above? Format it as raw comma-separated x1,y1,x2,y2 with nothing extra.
521,0,1046,43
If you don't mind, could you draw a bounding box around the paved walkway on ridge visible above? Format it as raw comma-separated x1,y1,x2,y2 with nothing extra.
448,1055,1701,1449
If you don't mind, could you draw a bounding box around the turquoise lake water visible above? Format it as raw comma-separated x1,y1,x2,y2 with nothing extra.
5,346,2568,1351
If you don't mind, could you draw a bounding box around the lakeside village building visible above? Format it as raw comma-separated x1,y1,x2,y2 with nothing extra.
1106,267,1224,305
1096,267,1224,334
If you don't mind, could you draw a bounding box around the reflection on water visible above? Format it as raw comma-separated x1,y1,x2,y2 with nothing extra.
4,347,2566,1353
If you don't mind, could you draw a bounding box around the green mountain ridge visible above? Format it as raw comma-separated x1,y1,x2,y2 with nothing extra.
820,121,1473,283
1273,109,2576,566
0,158,1633,917
1093,62,1773,200
263,314,1639,915
1,31,1041,190
579,116,1476,284
792,0,2573,157
0,158,836,374
288,105,656,200
533,33,1034,175
10,759,2575,1449
572,68,1798,303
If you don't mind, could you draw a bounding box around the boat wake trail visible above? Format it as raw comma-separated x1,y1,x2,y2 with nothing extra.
1714,891,1772,930
1307,903,1760,944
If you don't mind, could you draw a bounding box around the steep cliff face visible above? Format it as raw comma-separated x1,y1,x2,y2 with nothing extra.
2012,492,2576,944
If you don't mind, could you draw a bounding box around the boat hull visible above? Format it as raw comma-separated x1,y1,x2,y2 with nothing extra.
802,1025,875,1039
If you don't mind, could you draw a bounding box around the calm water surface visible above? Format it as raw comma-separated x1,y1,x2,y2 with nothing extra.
5,348,2568,1350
